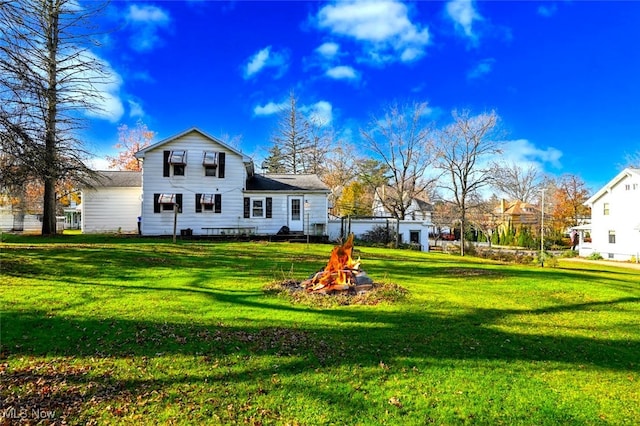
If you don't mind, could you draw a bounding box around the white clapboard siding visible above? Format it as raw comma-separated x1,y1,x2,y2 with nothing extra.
240,192,328,235
81,187,141,233
586,168,640,261
140,131,249,236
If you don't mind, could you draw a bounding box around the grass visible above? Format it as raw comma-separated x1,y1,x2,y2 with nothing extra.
1,233,639,425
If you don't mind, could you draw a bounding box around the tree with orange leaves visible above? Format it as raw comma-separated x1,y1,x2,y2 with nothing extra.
547,174,591,241
107,121,155,171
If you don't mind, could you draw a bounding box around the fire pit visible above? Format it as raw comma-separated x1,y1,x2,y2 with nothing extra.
264,234,408,306
300,234,374,295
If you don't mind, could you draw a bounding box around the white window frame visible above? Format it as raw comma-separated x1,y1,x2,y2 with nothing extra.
251,197,266,218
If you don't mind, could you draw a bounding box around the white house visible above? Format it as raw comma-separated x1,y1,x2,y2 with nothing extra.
134,128,330,237
581,168,640,261
80,170,142,234
372,187,433,221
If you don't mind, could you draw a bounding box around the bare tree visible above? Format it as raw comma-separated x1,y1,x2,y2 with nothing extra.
360,101,437,247
435,109,502,256
270,90,311,174
467,195,502,246
0,0,109,234
493,162,542,203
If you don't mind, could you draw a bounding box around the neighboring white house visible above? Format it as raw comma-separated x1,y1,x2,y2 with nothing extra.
580,168,640,261
372,187,433,221
80,171,142,234
133,127,330,237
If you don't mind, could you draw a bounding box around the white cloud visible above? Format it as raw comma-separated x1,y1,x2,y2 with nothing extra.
446,0,482,42
243,46,289,79
77,51,125,123
316,0,430,64
467,58,494,79
316,42,340,58
253,101,288,116
537,4,558,18
254,99,333,126
125,4,171,52
128,99,145,118
326,65,358,80
303,101,333,126
501,139,563,170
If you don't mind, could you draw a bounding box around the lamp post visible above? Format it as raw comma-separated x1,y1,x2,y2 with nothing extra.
305,200,310,246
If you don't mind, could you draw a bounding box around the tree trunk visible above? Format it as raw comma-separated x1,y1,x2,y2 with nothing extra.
41,0,59,236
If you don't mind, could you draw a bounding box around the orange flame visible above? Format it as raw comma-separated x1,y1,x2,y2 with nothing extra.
308,234,360,291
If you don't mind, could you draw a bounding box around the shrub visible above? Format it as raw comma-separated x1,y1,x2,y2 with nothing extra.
360,225,396,245
561,250,579,258
587,252,603,260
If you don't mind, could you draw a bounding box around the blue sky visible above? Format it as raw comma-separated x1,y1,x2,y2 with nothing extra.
84,0,640,192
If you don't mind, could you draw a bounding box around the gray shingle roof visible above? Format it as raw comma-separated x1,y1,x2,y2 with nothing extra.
87,171,142,188
246,174,330,192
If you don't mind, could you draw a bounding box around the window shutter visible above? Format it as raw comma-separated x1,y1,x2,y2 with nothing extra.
176,194,183,213
218,152,225,178
195,194,202,213
243,197,250,218
215,194,222,213
163,151,170,177
153,193,161,213
266,197,272,218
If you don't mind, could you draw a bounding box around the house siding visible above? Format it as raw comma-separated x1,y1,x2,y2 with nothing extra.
242,192,328,235
140,132,248,236
81,187,141,233
136,130,328,236
586,169,640,261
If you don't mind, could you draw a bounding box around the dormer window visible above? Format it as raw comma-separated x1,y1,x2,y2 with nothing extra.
203,151,218,176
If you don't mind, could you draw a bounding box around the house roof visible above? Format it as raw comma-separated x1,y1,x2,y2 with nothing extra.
375,186,433,212
85,171,142,188
246,174,330,192
134,127,250,162
497,200,539,216
585,167,640,206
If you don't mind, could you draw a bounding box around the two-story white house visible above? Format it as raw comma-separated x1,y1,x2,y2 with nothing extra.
133,128,330,237
581,167,640,261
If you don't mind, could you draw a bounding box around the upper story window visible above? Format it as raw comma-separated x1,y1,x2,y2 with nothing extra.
164,150,187,177
169,151,186,164
202,151,226,178
203,151,218,176
603,202,610,215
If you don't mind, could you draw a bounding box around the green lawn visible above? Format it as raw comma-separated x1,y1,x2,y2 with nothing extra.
1,234,639,425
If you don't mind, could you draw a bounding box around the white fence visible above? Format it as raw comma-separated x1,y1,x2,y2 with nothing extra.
327,217,432,251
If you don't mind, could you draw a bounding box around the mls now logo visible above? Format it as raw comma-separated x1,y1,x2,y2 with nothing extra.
1,406,56,421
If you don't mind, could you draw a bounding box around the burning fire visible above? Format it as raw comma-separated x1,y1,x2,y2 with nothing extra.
302,234,364,293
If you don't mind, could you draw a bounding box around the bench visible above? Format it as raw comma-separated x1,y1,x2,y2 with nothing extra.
201,227,256,236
